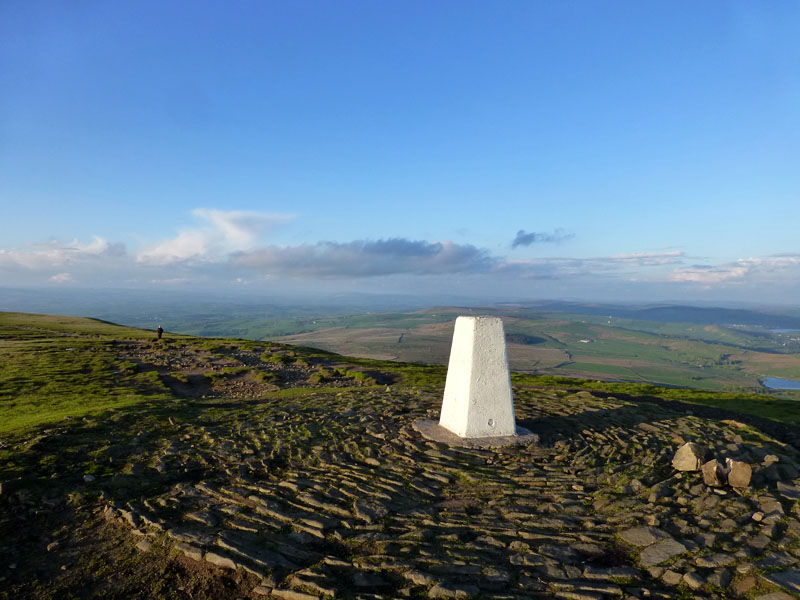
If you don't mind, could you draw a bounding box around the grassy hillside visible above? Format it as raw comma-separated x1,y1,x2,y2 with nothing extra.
3,310,800,438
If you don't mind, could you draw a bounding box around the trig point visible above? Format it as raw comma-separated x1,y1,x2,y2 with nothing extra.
414,316,537,447
440,316,516,437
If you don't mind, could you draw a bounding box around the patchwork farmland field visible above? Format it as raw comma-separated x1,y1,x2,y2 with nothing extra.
269,307,800,393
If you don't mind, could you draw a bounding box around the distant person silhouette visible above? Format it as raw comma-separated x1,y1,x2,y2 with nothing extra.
157,325,164,340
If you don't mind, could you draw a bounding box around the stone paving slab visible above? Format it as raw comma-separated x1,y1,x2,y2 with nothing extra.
92,381,800,599
412,420,539,448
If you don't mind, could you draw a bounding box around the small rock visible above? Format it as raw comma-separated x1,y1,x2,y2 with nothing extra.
175,542,203,561
695,553,735,568
727,459,752,488
702,459,728,487
271,590,319,600
748,534,771,551
404,571,437,586
83,474,96,483
706,568,732,588
673,442,707,471
354,499,388,523
760,498,784,515
639,538,688,566
204,551,236,570
428,583,479,599
644,514,660,526
662,570,682,586
733,575,757,595
682,571,705,590
135,539,152,552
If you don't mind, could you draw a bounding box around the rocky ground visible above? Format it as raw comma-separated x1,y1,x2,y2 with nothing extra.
4,338,800,599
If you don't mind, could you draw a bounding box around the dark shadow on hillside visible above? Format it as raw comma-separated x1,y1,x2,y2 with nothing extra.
519,388,800,450
518,402,677,446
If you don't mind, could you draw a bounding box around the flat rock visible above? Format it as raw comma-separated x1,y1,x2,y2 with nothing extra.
582,566,641,581
619,526,669,547
354,499,388,523
734,575,757,595
777,481,800,500
404,571,437,586
682,571,705,590
695,553,736,568
204,551,237,570
662,570,682,586
764,569,800,593
428,583,480,599
175,542,203,561
271,590,320,600
413,420,538,449
639,538,688,567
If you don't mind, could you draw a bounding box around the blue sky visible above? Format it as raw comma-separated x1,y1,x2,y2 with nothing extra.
1,1,799,303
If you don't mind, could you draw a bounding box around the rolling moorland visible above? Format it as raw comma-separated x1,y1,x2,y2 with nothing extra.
267,306,800,394
7,312,800,599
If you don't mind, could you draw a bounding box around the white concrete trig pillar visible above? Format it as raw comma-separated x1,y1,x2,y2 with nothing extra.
439,316,517,438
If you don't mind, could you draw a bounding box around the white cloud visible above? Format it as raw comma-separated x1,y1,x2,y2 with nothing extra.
2,210,799,304
233,238,494,278
671,255,800,284
498,251,686,279
0,236,125,270
609,251,684,266
137,208,293,265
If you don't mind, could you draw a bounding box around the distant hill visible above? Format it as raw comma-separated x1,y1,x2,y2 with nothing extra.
518,301,800,329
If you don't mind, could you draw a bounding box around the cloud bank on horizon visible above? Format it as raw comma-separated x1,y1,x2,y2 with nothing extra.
2,208,799,303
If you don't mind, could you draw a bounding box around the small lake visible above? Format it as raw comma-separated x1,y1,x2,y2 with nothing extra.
762,376,800,390
770,328,800,334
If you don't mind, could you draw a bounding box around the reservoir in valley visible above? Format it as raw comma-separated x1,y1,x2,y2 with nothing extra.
762,376,800,390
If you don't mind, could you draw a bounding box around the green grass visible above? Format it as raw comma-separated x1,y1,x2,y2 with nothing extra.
203,366,251,381
0,313,177,435
261,352,291,364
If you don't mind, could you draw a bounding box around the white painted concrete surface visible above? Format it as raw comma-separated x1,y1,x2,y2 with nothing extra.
439,316,517,438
